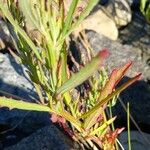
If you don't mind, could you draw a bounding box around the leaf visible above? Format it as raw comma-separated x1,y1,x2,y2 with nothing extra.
18,0,39,29
0,97,52,112
140,0,147,15
62,0,79,35
0,1,42,61
61,0,99,41
0,96,83,132
98,61,132,102
56,49,109,95
80,73,141,120
83,62,133,129
19,0,41,30
83,106,104,130
89,117,116,136
106,127,125,144
61,110,82,132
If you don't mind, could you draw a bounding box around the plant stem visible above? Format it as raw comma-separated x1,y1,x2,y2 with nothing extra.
127,102,132,150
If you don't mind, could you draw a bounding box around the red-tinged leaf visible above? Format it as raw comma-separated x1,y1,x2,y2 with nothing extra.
106,127,125,143
61,122,74,138
80,73,142,119
51,113,59,123
98,61,132,102
114,61,132,87
98,48,109,59
98,69,118,102
82,62,136,130
56,49,109,95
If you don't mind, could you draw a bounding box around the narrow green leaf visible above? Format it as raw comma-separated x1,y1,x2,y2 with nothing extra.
56,49,109,95
89,117,116,136
0,97,82,131
0,1,42,61
58,0,99,42
62,0,79,35
127,103,132,150
80,73,141,119
61,110,82,132
140,0,147,14
0,97,52,112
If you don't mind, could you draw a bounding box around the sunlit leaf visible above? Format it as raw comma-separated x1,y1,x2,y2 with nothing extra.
0,97,51,112
62,0,79,35
89,117,116,136
98,61,132,102
56,49,109,95
0,1,42,61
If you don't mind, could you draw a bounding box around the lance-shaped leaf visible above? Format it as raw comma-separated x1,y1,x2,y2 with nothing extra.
0,1,42,61
56,49,109,95
63,0,79,35
89,117,116,136
61,110,82,132
68,0,99,35
98,61,132,102
80,73,141,123
83,62,133,130
0,97,82,131
0,97,52,112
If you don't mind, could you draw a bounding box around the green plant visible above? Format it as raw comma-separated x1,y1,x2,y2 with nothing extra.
0,0,141,149
140,0,150,22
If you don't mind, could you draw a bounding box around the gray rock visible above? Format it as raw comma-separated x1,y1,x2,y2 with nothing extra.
99,0,137,6
4,125,74,150
0,53,52,147
119,11,150,63
87,31,150,80
0,53,37,100
0,20,13,49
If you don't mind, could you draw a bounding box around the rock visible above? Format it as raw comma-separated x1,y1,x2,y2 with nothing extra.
119,131,150,150
75,0,132,40
0,20,13,49
0,53,37,100
75,7,118,40
0,53,52,147
86,31,150,80
4,125,74,150
119,11,150,64
106,0,132,27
